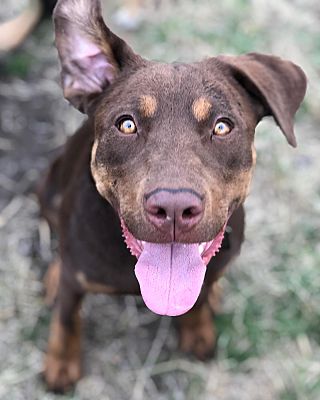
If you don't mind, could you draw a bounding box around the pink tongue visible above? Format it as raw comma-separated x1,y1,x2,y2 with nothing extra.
135,243,206,316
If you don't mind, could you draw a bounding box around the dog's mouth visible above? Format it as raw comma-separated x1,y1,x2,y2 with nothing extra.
121,219,226,316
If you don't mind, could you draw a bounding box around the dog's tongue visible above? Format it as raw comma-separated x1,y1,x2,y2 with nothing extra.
135,243,206,316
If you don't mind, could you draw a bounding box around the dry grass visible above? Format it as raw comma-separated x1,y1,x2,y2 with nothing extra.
0,0,319,399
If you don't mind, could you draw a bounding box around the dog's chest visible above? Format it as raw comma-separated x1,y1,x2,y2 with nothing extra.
61,170,141,294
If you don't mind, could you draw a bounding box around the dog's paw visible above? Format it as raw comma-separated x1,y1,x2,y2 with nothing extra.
43,353,81,393
179,321,216,360
177,303,216,360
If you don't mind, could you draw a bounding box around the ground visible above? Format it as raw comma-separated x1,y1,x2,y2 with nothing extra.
0,0,320,399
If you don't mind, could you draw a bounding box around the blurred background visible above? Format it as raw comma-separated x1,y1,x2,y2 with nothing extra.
0,0,319,399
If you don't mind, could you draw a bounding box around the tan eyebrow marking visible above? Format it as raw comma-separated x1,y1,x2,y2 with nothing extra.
139,95,157,118
192,97,212,122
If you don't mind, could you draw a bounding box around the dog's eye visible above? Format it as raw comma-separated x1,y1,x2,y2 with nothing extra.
117,117,137,135
213,119,233,137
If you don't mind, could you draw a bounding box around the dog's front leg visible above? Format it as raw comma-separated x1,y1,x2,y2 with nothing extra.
44,276,83,393
177,295,217,361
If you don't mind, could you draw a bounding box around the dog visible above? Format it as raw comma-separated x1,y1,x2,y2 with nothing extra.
38,0,307,392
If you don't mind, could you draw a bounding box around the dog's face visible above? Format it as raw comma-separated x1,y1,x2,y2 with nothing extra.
54,0,306,316
91,61,257,243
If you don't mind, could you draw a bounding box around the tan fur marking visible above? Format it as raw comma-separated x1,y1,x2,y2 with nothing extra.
76,272,115,294
228,169,254,201
208,282,223,314
252,143,257,166
91,141,109,198
139,95,157,118
44,259,61,306
91,139,98,162
192,97,212,122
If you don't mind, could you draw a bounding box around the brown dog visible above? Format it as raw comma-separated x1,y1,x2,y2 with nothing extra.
38,0,307,392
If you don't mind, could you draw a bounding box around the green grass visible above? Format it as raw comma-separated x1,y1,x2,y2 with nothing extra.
0,51,34,78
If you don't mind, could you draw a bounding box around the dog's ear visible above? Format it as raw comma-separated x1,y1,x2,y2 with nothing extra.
217,53,307,147
53,0,144,113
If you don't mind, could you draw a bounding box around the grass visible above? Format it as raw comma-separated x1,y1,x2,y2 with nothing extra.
0,52,34,78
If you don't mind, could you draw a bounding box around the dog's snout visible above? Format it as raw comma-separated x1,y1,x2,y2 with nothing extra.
144,189,204,238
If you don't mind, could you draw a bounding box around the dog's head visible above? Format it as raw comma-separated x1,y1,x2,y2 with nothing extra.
54,0,307,316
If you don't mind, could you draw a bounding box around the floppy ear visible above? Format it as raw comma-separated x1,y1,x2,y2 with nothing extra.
53,0,144,113
217,53,307,147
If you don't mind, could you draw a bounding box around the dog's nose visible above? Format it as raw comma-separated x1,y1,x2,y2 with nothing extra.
144,189,204,236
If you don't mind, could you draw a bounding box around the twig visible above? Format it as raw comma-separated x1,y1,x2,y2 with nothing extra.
132,316,171,400
0,196,24,228
38,218,52,261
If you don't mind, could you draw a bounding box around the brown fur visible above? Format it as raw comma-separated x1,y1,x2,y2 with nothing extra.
38,0,307,392
76,272,116,294
44,309,82,392
177,303,216,360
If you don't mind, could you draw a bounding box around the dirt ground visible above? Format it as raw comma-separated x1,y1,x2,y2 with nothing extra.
0,1,320,399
